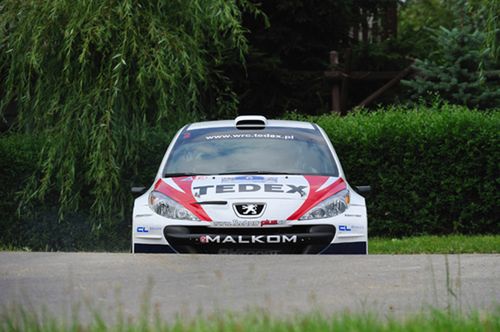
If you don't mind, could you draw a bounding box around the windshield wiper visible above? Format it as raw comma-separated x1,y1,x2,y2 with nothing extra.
215,171,300,175
164,171,304,177
163,172,211,178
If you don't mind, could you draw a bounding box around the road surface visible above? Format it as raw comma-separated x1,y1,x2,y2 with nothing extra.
0,253,498,323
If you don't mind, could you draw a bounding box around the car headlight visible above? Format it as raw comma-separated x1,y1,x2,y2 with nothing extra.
148,191,200,221
299,189,350,220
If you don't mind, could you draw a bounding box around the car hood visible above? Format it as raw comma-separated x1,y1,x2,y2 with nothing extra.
155,175,346,222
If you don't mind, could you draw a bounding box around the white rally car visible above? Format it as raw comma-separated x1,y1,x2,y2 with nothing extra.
132,116,369,254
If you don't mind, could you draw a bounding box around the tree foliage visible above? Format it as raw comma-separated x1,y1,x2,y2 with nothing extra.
403,27,500,109
399,0,500,62
484,0,500,62
401,0,500,109
398,0,457,60
0,0,256,226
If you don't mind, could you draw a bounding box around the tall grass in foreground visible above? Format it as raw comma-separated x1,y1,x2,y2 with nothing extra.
1,307,499,332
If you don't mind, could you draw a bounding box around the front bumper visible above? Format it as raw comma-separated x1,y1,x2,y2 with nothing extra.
163,224,335,254
133,218,368,254
134,241,367,254
133,204,368,255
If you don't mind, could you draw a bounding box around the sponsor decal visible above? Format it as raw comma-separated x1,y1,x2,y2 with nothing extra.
205,133,294,141
339,225,351,232
199,235,297,244
210,220,287,227
183,133,191,139
212,220,261,227
155,176,345,223
338,224,364,232
136,226,162,233
221,176,278,183
260,219,279,226
193,183,307,197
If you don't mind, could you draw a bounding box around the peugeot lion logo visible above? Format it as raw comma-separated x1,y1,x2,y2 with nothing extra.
233,203,266,218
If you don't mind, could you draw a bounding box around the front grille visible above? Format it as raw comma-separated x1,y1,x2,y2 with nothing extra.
164,225,335,254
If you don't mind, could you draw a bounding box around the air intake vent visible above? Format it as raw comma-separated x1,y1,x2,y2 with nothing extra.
234,115,267,129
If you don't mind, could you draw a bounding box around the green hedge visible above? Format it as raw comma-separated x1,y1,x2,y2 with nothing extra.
0,105,498,250
305,104,499,236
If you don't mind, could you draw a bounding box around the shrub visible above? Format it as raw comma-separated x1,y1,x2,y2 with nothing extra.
306,104,499,236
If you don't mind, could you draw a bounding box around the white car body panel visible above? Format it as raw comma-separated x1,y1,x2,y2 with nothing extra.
133,117,368,254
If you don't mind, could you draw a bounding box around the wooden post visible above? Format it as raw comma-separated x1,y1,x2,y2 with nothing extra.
386,1,398,38
329,51,341,114
372,7,379,43
361,12,368,43
340,48,352,116
383,1,398,39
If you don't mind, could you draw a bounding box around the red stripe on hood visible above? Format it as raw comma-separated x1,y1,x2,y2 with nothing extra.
287,176,346,220
154,177,212,221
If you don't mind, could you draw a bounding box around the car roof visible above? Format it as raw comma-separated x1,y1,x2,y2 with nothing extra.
186,119,316,131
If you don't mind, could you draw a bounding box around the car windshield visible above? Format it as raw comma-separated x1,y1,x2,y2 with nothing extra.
163,126,338,177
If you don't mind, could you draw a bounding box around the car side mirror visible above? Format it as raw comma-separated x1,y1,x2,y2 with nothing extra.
131,186,147,197
355,185,371,194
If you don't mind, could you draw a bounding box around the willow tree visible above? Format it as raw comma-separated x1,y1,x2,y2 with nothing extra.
0,0,258,226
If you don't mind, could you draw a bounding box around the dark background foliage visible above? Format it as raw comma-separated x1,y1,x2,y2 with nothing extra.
234,0,411,117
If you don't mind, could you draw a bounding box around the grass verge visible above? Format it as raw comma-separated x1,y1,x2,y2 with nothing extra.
1,308,499,332
369,235,500,254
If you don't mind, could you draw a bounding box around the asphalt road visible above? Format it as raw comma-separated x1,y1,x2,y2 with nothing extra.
0,253,499,323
